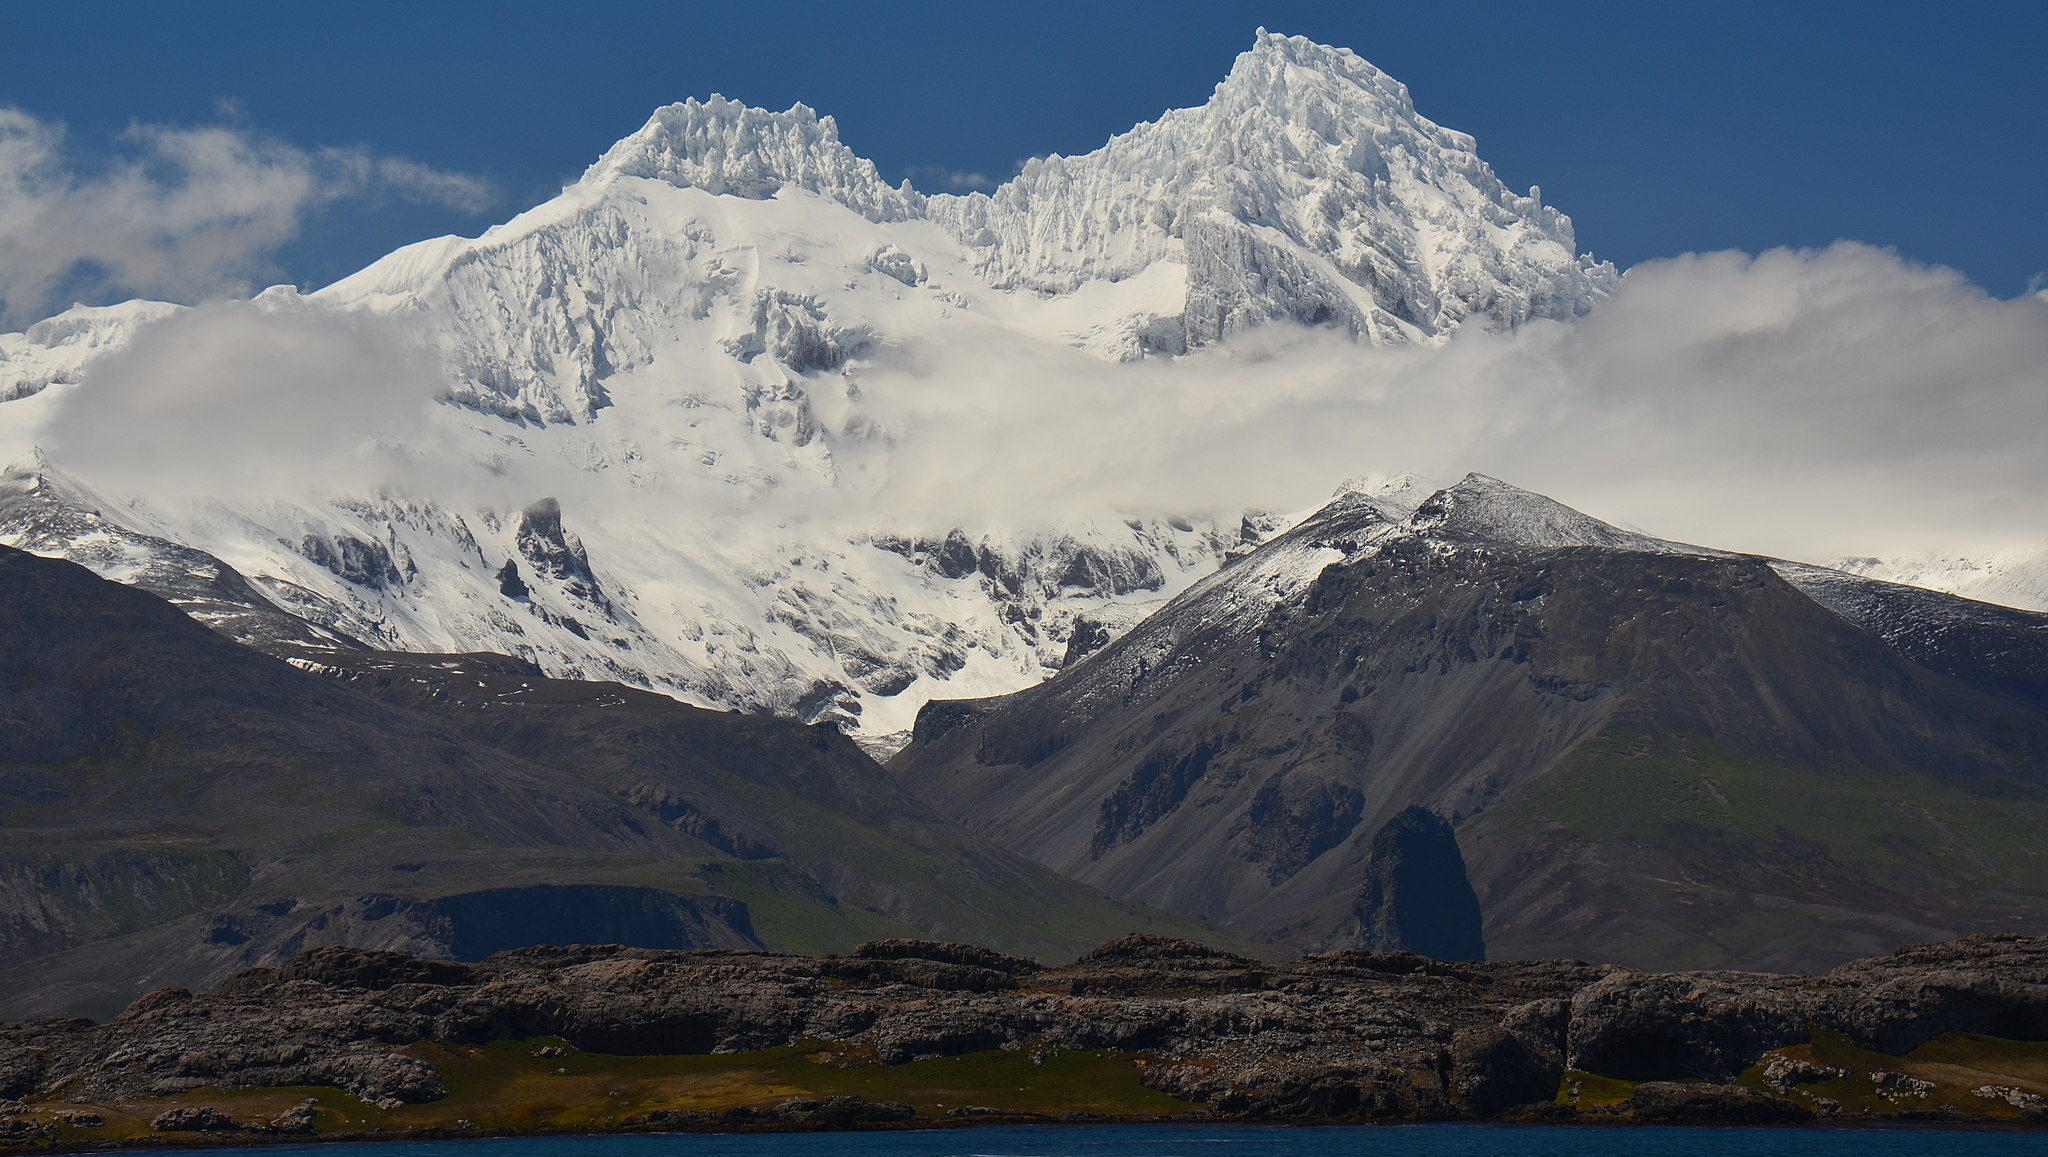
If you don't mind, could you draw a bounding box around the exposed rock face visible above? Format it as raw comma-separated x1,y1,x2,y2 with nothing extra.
299,534,406,591
1621,1082,1813,1125
1234,773,1367,884
495,558,529,600
514,497,608,609
723,290,870,379
149,1107,247,1133
1352,807,1484,960
2,933,2045,1126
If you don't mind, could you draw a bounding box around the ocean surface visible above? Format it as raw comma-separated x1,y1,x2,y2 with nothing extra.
142,1124,2048,1157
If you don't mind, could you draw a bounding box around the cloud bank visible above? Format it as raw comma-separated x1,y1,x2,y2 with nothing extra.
0,109,493,325
27,240,2048,569
848,242,2048,561
36,301,446,503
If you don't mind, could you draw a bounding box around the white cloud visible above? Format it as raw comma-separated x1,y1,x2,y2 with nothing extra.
366,156,496,213
26,239,2048,569
37,301,447,502
844,242,2048,562
905,164,1001,192
0,109,494,325
1486,246,2048,557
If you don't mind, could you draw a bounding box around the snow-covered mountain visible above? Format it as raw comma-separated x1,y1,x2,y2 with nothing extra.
1829,549,2048,614
0,300,180,403
927,30,1613,354
0,32,1617,741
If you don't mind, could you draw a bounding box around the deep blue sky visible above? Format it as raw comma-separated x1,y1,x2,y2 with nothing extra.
10,0,2045,297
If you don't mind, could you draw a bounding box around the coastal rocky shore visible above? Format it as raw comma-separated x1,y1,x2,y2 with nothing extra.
3,932,2047,1146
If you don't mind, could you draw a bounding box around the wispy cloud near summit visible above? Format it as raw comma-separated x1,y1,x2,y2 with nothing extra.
903,164,1003,192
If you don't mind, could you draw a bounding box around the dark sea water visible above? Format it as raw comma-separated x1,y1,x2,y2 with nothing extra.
144,1124,2048,1157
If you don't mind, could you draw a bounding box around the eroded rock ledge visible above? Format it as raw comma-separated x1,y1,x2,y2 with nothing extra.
3,932,2047,1137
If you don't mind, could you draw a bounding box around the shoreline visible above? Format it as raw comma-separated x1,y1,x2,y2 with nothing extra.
12,1112,2048,1157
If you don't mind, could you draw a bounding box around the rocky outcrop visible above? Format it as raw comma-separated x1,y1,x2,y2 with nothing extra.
1351,807,1484,960
514,497,608,609
1093,739,1228,857
495,558,529,600
1620,1082,1813,1125
722,290,870,377
298,534,407,591
1234,774,1367,884
4,932,2046,1128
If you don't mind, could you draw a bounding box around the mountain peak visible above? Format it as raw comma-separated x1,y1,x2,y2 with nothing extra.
926,31,1614,350
1332,471,1439,518
1230,28,1416,116
582,96,922,223
1410,474,1667,552
1,37,1633,743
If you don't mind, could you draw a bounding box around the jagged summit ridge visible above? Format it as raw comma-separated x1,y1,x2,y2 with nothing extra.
924,30,1616,349
571,31,1614,355
585,96,922,223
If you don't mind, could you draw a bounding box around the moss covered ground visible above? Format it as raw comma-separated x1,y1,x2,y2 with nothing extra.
7,1037,1198,1150
1731,1031,2048,1121
1469,729,2048,971
1532,734,2048,898
14,1029,2048,1150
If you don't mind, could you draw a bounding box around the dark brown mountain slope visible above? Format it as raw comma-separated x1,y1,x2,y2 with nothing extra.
0,546,1205,1020
891,475,2048,972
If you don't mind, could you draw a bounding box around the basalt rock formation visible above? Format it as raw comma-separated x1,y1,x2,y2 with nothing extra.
1352,807,1484,960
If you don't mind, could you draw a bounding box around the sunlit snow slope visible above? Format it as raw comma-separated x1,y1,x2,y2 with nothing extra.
1830,550,2048,614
